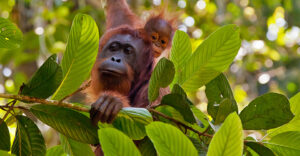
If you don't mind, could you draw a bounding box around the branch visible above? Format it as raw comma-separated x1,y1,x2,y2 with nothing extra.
148,108,213,138
0,100,16,125
0,93,89,112
60,80,91,102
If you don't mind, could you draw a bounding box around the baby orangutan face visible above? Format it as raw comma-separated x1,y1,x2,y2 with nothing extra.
145,17,173,58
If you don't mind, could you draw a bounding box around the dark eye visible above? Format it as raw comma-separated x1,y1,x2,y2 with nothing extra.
161,40,166,44
124,46,134,55
109,42,120,51
151,32,159,41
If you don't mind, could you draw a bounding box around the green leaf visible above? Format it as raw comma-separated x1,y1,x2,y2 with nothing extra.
0,17,22,49
137,137,157,156
170,31,192,87
60,135,94,156
146,122,198,156
171,84,188,99
99,128,141,156
0,150,11,156
207,113,243,156
178,25,241,92
188,137,207,156
290,92,300,116
245,142,275,156
11,115,46,156
214,98,236,124
161,94,196,123
30,104,98,144
267,115,300,137
0,150,15,156
112,107,153,140
155,105,186,124
52,13,99,100
0,119,10,151
205,73,238,121
264,131,300,156
240,93,294,130
148,58,175,102
21,54,62,99
46,145,67,156
170,30,192,71
190,105,210,131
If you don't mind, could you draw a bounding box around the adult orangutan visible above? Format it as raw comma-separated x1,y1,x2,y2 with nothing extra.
87,1,174,155
89,0,175,126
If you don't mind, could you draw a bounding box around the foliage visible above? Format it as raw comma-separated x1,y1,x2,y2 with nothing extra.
0,17,22,49
20,54,62,99
52,13,99,100
99,128,141,156
0,118,10,151
1,2,300,155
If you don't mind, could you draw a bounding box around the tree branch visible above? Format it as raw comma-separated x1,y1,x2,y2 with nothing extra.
1,93,214,139
0,100,16,125
0,93,90,112
60,80,91,102
148,108,213,138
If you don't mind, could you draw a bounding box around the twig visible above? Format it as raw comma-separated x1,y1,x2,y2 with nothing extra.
0,93,90,112
1,105,29,111
0,100,17,125
148,108,213,138
59,80,91,102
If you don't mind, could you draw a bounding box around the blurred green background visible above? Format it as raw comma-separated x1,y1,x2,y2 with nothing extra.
0,0,300,147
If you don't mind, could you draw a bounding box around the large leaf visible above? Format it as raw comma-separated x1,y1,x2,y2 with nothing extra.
214,98,236,124
207,113,243,156
170,30,192,71
60,135,94,156
148,58,175,102
52,13,99,100
240,93,294,130
171,84,188,99
267,115,300,137
290,92,300,116
264,131,300,156
178,25,241,92
112,107,153,140
190,105,210,131
155,105,187,124
0,119,10,151
21,54,62,99
245,142,275,156
0,17,22,49
146,122,198,156
46,145,67,156
0,150,10,156
30,104,98,144
138,137,157,156
188,137,208,156
170,31,192,87
99,128,141,156
11,115,46,156
205,73,238,121
161,94,196,123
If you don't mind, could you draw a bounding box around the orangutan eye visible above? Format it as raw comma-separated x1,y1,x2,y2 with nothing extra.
109,42,120,51
151,32,159,41
124,46,134,55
